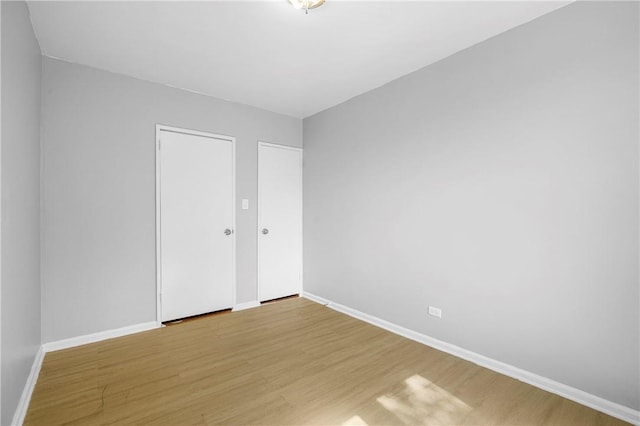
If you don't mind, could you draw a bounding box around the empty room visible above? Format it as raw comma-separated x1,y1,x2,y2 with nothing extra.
1,0,638,424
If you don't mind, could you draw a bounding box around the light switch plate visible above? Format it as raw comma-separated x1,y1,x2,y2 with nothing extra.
428,306,442,318
242,199,249,210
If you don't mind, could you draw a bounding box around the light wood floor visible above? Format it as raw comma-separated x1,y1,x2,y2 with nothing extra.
26,297,628,425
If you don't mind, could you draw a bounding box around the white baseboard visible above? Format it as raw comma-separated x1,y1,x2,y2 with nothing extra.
302,291,640,425
11,346,45,426
232,300,261,311
42,321,159,353
12,322,160,425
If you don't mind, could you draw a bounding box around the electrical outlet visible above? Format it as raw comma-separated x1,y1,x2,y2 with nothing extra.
428,306,442,318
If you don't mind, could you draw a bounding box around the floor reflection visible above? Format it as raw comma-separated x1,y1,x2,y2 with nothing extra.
375,374,471,425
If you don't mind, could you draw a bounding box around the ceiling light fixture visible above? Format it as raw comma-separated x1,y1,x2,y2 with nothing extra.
288,0,325,14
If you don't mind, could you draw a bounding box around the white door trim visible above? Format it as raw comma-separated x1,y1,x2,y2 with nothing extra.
155,124,236,325
257,141,303,302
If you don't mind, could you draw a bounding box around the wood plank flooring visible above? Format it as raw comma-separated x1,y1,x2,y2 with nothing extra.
25,297,629,425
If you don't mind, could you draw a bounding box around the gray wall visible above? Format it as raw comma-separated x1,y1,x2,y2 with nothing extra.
1,1,42,424
41,58,302,343
303,1,639,410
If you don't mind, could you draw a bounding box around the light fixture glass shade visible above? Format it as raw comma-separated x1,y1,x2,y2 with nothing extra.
288,0,325,10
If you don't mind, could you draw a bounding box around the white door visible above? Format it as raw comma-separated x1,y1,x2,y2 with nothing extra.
258,142,303,302
158,127,235,322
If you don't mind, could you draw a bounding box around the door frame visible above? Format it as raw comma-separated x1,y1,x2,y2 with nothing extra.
257,141,303,302
155,124,237,325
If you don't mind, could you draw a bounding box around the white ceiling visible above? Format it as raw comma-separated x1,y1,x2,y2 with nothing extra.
27,1,570,118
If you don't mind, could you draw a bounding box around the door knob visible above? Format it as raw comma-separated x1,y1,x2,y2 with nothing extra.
262,228,269,235
224,228,233,236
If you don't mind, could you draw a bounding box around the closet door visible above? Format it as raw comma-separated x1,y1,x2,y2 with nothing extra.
158,127,235,322
258,142,302,302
